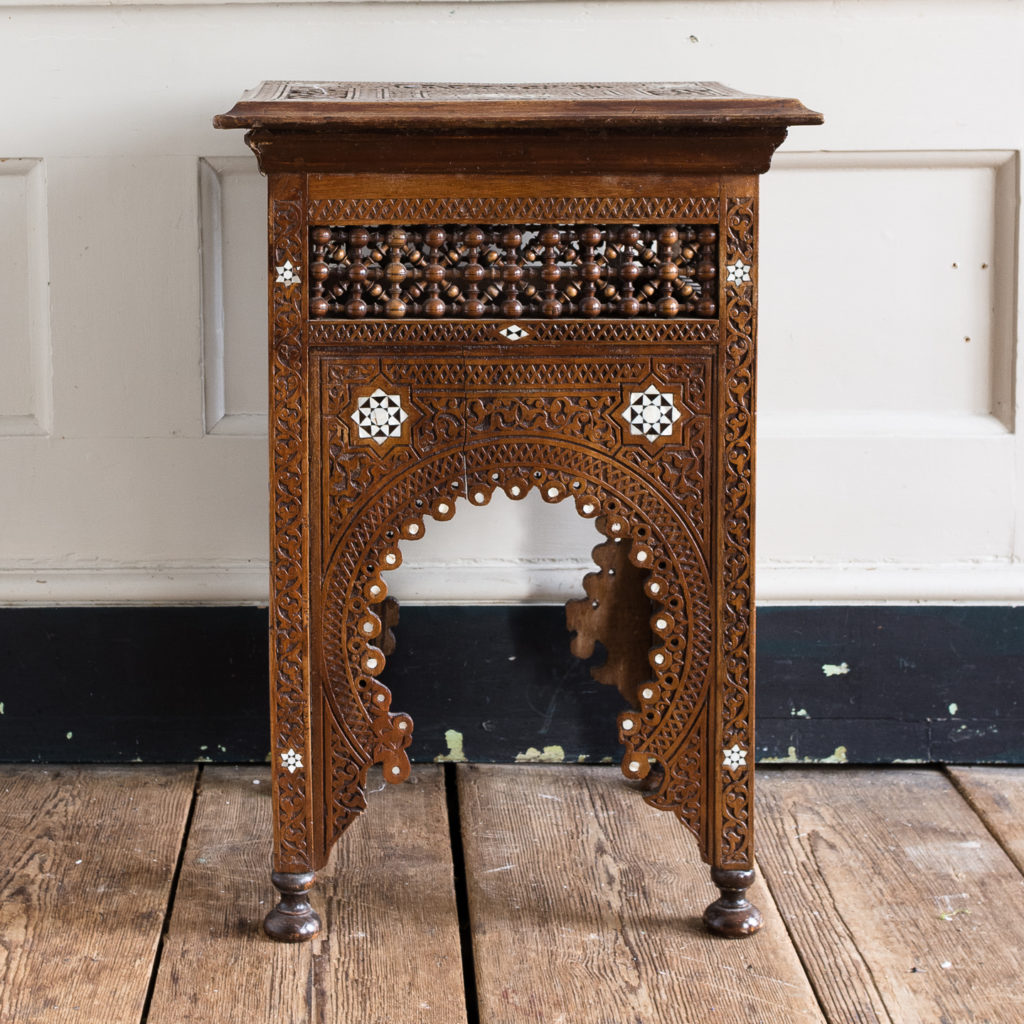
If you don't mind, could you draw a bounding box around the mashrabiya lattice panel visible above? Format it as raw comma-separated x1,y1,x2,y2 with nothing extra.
309,224,718,320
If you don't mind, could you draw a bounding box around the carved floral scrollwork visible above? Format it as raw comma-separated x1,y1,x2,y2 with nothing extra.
718,196,757,868
268,175,314,874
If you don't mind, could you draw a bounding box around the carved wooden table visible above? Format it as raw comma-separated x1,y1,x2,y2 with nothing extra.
214,82,822,943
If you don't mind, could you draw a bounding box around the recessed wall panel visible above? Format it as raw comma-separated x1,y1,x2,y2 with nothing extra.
0,159,49,435
200,157,267,435
759,152,1015,433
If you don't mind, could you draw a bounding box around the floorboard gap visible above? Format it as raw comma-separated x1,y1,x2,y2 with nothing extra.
138,765,203,1024
944,766,1024,879
445,763,481,1024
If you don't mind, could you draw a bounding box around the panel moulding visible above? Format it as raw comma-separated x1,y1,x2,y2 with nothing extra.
763,149,1018,437
0,159,51,436
199,157,267,436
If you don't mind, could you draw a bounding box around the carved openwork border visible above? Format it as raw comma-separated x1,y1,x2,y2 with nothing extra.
268,175,314,874
308,320,719,348
309,196,720,224
718,195,757,869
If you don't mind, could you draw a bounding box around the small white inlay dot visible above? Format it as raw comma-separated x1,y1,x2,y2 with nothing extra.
376,693,385,702
547,486,559,498
636,550,648,562
385,553,397,565
628,761,641,773
362,621,374,634
391,765,401,775
510,485,521,496
582,503,594,514
656,618,668,630
398,721,408,730
437,503,450,514
474,492,486,503
621,718,635,731
369,584,381,597
654,653,665,665
366,657,379,670
611,523,622,533
641,687,654,700
649,582,661,594
407,523,419,535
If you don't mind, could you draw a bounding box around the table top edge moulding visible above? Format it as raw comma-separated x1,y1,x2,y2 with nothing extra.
215,81,823,176
213,80,824,132
212,81,822,949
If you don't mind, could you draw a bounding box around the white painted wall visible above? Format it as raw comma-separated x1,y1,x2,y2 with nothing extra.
0,0,1021,606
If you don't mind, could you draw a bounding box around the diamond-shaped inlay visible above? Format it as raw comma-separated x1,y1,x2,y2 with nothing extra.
281,748,303,773
499,324,529,341
351,388,409,444
726,259,751,284
622,384,682,441
276,260,300,287
723,744,747,771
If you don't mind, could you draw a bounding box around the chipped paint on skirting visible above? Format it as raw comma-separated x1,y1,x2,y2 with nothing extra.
514,744,566,763
822,662,850,677
761,745,849,764
434,728,467,763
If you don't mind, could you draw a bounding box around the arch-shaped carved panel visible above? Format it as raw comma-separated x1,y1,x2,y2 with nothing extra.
315,375,716,856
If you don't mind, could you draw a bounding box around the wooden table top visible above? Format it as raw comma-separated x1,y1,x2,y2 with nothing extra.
214,81,824,133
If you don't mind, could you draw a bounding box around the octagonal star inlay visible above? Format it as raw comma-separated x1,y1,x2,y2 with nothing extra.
622,384,683,441
352,388,409,444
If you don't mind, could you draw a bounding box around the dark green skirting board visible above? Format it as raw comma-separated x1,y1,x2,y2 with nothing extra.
0,606,1021,764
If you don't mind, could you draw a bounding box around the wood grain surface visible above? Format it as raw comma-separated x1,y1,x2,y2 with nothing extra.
756,768,1024,1024
948,766,1024,874
0,765,195,1024
145,765,467,1024
457,763,824,1024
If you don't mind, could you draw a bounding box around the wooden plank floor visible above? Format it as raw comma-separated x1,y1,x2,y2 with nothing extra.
2,765,1023,1024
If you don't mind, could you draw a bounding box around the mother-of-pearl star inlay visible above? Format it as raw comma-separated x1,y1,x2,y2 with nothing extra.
622,384,683,440
351,388,409,443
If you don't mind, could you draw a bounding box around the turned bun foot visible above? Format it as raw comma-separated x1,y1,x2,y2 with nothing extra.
264,870,322,942
703,867,764,938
